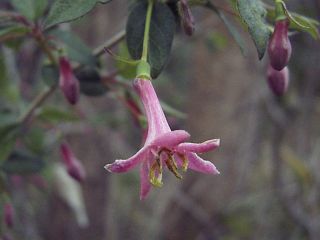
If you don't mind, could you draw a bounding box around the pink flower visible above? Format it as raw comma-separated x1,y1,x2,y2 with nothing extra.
60,143,86,183
105,78,220,199
59,57,80,105
267,64,289,96
3,203,14,229
268,19,292,71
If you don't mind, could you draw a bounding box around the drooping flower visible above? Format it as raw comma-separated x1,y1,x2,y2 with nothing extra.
3,203,14,229
267,64,289,96
268,19,292,71
178,0,195,36
60,143,86,183
105,78,220,199
59,57,80,105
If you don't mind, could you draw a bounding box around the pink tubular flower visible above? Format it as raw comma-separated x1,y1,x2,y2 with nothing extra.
267,64,289,96
105,78,220,200
268,19,292,71
60,143,86,183
59,57,80,105
3,203,14,229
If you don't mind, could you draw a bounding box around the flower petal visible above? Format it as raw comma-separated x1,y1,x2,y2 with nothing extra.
140,160,151,200
151,130,190,148
104,146,149,173
175,139,220,153
187,153,220,174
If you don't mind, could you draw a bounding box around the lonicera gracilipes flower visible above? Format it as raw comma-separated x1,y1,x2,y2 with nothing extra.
178,0,195,36
3,203,14,229
60,143,86,183
59,57,80,105
105,78,220,200
268,19,292,71
267,64,289,96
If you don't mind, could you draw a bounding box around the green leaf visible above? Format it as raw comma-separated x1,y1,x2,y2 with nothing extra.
0,123,20,163
1,150,45,175
11,0,48,20
76,67,108,97
45,0,112,29
126,1,176,78
36,106,79,123
50,30,97,66
116,42,137,79
205,2,247,56
236,0,271,59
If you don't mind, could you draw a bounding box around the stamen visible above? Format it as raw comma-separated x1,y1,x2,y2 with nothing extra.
149,159,163,187
165,154,182,179
178,153,189,172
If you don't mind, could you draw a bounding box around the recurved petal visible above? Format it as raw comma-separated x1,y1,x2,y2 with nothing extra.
140,159,151,200
175,139,220,153
187,153,220,174
151,130,190,148
104,146,149,173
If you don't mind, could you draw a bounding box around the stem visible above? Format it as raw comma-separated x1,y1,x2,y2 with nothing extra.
141,0,154,62
18,85,57,123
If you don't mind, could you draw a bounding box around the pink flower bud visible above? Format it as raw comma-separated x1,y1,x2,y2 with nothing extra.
60,143,86,183
3,203,14,229
268,19,292,71
267,64,289,96
59,57,80,105
179,0,195,36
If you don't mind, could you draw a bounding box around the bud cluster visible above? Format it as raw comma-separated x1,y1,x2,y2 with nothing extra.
266,18,292,96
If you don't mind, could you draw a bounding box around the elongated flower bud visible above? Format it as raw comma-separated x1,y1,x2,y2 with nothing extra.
178,0,195,36
60,143,86,183
267,64,289,96
268,19,292,71
59,57,80,105
3,203,14,229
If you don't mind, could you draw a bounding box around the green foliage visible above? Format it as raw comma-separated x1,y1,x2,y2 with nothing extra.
1,150,45,175
45,0,112,29
126,1,176,78
236,0,271,59
36,106,79,123
116,42,137,79
51,30,97,66
11,0,48,20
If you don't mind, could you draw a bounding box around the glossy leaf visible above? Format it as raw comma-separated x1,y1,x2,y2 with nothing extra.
11,0,48,20
126,1,176,78
237,0,271,59
45,0,112,29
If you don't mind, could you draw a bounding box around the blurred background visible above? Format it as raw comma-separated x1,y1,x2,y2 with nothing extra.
1,0,320,239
